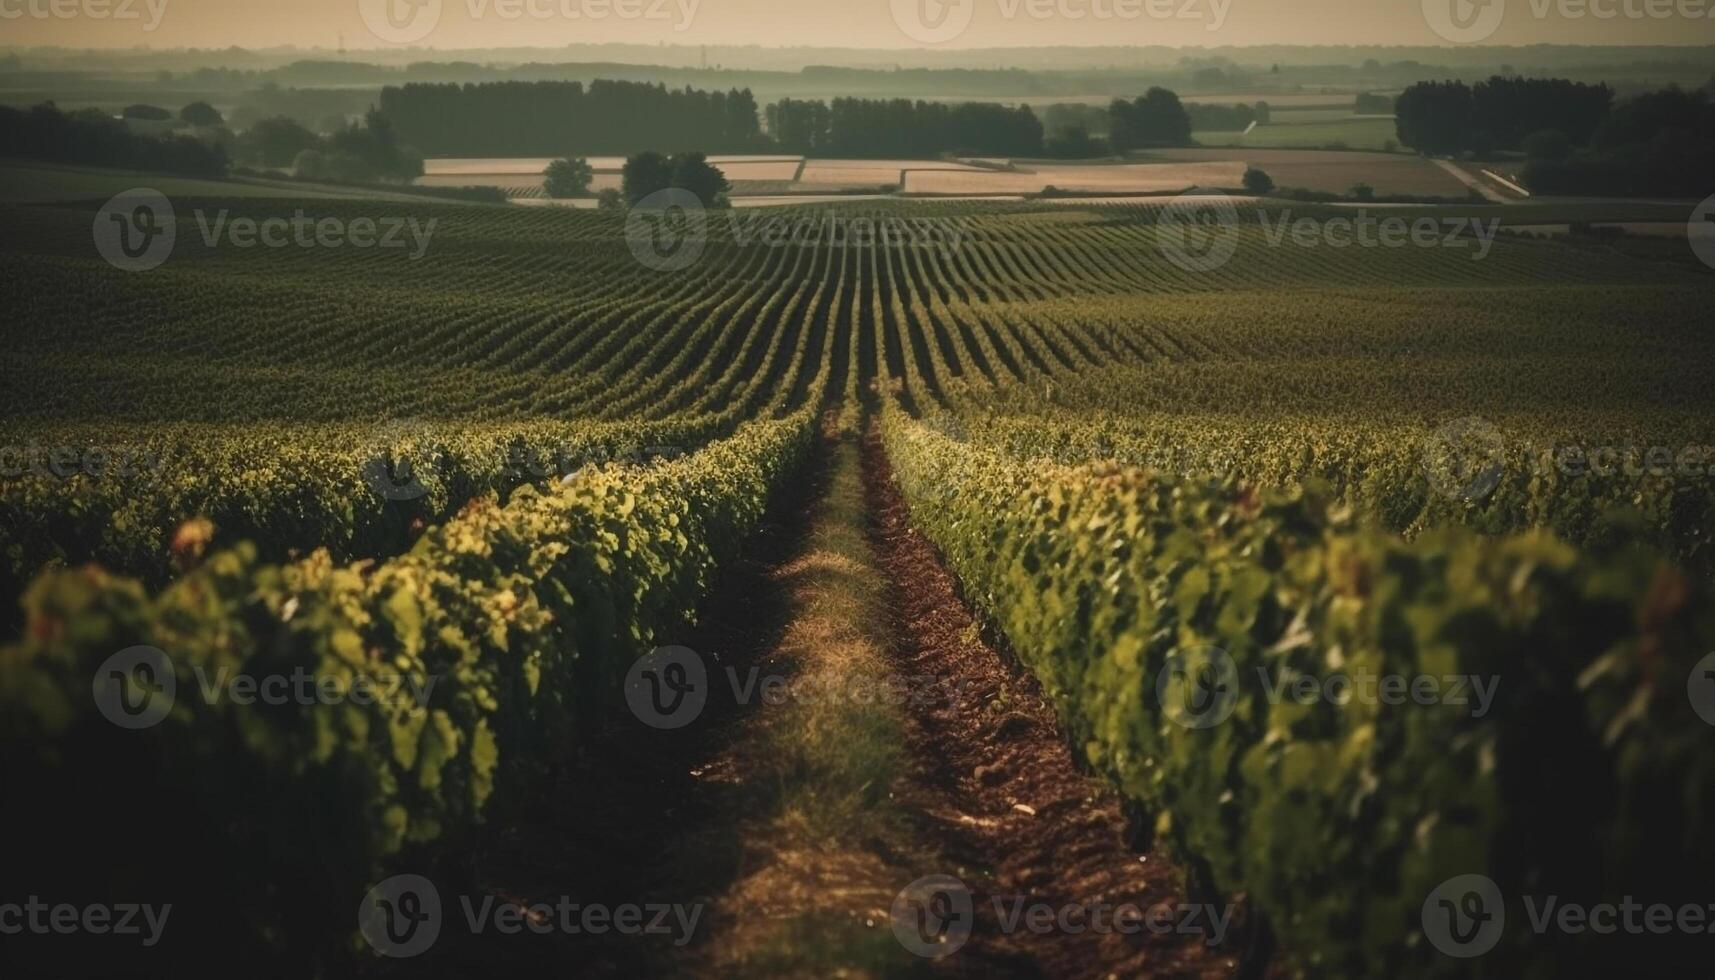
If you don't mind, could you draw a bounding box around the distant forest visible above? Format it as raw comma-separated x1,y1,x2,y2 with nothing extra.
383,80,1059,158
381,80,1209,159
1395,76,1715,197
379,81,766,157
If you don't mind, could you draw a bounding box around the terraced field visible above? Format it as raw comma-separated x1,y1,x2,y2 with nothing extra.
3,188,1713,979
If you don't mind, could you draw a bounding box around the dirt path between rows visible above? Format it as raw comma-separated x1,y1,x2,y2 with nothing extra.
859,421,1243,980
380,421,1250,978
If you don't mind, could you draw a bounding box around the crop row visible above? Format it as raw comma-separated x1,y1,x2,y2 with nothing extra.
0,415,742,604
0,411,814,972
935,408,1715,574
882,410,1715,978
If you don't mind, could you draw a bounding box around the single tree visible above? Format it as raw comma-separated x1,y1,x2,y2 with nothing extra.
622,151,674,205
543,157,594,198
1109,88,1192,151
669,152,731,207
238,116,321,168
1242,167,1275,194
179,102,223,128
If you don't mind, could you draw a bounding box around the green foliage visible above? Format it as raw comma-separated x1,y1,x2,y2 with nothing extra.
622,150,673,205
883,412,1715,979
1109,87,1192,150
0,412,814,966
669,151,731,207
122,104,172,122
236,115,321,168
179,101,223,128
542,157,593,198
0,416,734,592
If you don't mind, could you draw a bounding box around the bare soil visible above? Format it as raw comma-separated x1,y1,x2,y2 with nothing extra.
374,422,1249,978
860,420,1243,980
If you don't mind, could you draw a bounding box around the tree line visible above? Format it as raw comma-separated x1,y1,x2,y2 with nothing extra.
766,97,1043,157
383,79,1197,161
378,80,767,157
1395,75,1715,196
1395,77,1613,155
766,88,1198,159
0,102,228,178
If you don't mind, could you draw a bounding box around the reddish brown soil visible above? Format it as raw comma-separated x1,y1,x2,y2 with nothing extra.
369,423,1254,979
860,420,1245,980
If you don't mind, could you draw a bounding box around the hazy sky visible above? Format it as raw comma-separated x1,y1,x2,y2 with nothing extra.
3,0,1711,50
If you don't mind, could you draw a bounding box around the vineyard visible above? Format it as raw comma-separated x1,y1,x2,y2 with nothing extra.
3,190,1714,978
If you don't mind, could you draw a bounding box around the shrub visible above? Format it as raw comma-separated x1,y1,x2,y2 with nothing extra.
542,157,593,198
